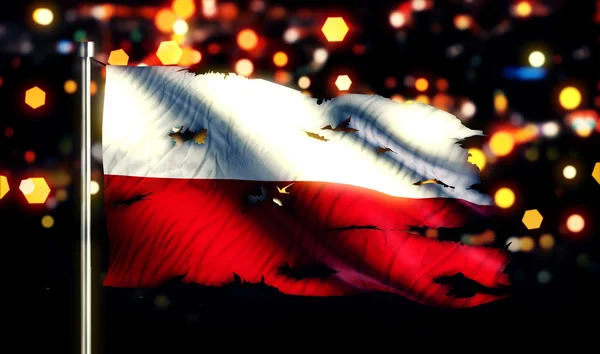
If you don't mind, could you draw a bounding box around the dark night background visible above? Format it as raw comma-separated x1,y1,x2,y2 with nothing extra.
1,0,599,351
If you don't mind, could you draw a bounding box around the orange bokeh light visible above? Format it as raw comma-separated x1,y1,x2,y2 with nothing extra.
172,0,195,19
237,29,258,51
155,8,177,33
489,131,514,156
272,51,288,67
415,78,429,92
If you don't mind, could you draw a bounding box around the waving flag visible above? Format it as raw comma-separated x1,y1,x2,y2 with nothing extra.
102,66,510,308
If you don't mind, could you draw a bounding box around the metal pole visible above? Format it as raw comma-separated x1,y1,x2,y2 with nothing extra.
77,41,93,354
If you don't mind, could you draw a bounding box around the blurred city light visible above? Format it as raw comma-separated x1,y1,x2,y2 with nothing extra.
522,209,543,230
494,187,515,209
562,165,577,179
156,40,183,65
493,90,508,114
19,177,51,204
489,131,514,156
539,234,555,250
528,50,545,67
298,76,311,89
283,27,300,43
519,236,535,252
541,121,560,137
201,0,217,18
559,86,582,110
33,8,54,26
235,59,254,76
108,49,129,66
178,47,202,66
321,17,349,42
514,1,533,17
389,11,405,28
566,214,585,233
25,86,46,109
453,14,472,30
335,75,352,91
0,175,9,199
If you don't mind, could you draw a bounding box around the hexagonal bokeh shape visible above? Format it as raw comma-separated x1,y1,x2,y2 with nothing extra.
593,162,600,184
19,177,51,204
108,49,129,66
321,17,349,42
156,40,183,65
522,209,543,230
335,75,352,91
0,175,9,199
25,86,46,109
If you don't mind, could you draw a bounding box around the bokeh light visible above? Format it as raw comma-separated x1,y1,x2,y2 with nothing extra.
592,162,600,184
91,181,100,195
155,8,177,33
489,131,514,157
562,165,577,179
237,29,258,50
33,8,54,26
515,1,533,17
528,51,545,67
415,78,428,92
272,51,288,67
566,214,585,233
541,121,560,137
108,49,129,66
178,47,202,66
297,76,311,89
64,79,77,94
172,0,195,19
173,19,189,35
539,234,555,250
520,236,535,252
41,215,54,228
494,90,508,114
235,59,254,76
389,11,405,28
559,86,582,110
494,187,515,209
522,209,543,230
467,148,486,171
25,86,46,109
321,17,349,42
19,177,51,204
156,40,183,65
0,175,9,199
335,75,352,91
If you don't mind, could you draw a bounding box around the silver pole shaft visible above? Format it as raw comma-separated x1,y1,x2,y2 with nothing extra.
78,41,94,354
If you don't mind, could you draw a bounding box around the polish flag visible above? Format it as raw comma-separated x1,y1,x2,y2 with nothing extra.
102,66,510,308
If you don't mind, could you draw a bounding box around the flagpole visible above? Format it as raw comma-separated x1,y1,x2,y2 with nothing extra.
78,41,93,354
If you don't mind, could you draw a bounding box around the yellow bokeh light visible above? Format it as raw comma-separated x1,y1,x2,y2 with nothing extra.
173,19,189,35
522,209,543,230
64,80,77,94
415,95,429,104
91,181,100,195
539,234,555,250
528,51,545,67
237,29,259,51
272,51,288,67
321,17,349,42
172,0,196,19
156,40,183,65
515,1,533,17
592,162,600,184
494,187,515,209
298,76,311,89
489,131,514,157
108,49,129,66
25,86,46,109
155,8,177,33
33,8,53,26
19,177,51,204
41,215,54,228
494,90,508,114
562,165,577,179
519,236,535,252
335,75,352,91
566,214,584,233
235,59,254,77
467,148,486,171
0,175,9,199
559,86,581,110
178,47,202,66
415,78,429,92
